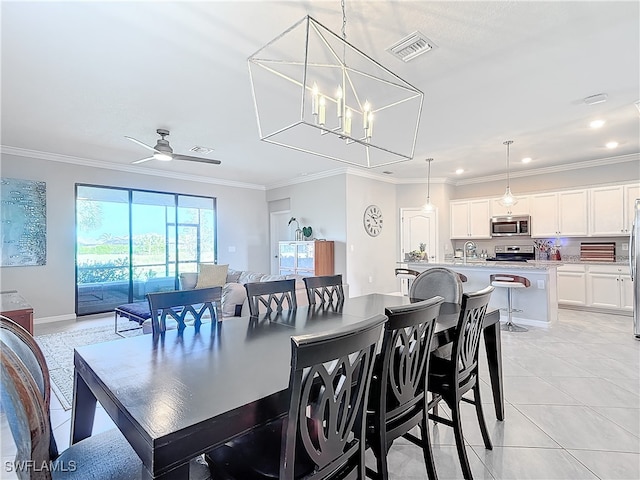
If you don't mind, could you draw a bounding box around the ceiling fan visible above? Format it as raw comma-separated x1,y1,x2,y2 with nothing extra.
125,129,222,165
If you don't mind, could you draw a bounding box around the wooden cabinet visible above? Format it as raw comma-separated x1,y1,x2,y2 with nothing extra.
491,195,530,217
278,240,334,277
0,291,34,334
530,189,588,237
590,183,640,236
450,199,491,239
557,265,587,306
586,264,632,312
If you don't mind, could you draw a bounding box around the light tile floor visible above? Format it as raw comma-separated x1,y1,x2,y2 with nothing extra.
2,309,639,479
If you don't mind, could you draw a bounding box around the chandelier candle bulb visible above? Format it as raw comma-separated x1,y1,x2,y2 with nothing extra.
336,86,343,118
363,102,371,129
344,108,352,136
318,96,326,125
311,82,319,116
367,113,373,139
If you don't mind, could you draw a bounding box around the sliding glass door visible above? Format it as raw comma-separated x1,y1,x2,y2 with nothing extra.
76,185,216,315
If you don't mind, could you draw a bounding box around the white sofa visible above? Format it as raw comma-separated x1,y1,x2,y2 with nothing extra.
179,268,309,318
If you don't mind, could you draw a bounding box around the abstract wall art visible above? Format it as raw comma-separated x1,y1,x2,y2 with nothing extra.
0,177,47,266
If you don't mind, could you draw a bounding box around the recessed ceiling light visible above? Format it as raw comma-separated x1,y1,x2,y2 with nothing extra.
521,157,532,164
589,119,605,129
606,141,618,149
455,168,464,175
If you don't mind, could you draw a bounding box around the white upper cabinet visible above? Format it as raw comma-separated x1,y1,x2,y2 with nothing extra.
490,195,530,217
450,199,491,239
589,183,640,236
530,189,588,237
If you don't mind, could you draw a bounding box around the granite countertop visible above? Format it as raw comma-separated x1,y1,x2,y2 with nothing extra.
403,261,560,270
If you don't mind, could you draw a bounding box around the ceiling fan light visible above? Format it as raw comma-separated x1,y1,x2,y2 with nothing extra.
153,152,173,161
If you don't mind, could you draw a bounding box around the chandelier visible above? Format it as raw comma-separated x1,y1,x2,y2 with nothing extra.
247,6,424,168
499,140,518,208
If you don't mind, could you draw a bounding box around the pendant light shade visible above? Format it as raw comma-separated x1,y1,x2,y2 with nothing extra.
499,140,518,208
423,158,435,212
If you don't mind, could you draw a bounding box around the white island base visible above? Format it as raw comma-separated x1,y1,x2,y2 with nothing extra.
404,262,559,328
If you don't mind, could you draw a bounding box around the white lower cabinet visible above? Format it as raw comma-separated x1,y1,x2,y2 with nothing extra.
557,263,632,313
557,265,586,306
586,264,632,312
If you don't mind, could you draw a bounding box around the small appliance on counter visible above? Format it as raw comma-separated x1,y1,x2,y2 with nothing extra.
486,245,535,262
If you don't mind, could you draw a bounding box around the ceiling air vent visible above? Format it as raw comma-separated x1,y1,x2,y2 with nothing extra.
387,31,437,62
189,146,214,154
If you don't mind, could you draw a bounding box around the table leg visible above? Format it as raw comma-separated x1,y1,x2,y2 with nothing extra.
70,369,97,444
483,321,505,421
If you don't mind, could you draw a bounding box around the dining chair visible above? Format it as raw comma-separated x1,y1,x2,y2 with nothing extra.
410,267,464,303
366,296,444,480
303,274,345,306
427,286,495,480
205,314,387,479
146,286,222,334
244,279,297,317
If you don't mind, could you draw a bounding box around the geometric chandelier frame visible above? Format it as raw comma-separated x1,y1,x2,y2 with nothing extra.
248,15,424,168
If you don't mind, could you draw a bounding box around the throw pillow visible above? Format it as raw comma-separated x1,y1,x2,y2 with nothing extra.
196,264,229,288
226,268,241,284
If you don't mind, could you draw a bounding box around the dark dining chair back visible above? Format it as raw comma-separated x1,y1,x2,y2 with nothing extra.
303,274,345,306
428,286,495,480
410,267,464,303
206,315,386,479
0,315,175,480
146,286,222,334
367,296,444,480
245,279,297,317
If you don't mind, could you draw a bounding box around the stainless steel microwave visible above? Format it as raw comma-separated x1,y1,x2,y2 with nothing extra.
490,215,531,237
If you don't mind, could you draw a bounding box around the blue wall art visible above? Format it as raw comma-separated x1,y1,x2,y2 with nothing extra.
1,177,47,266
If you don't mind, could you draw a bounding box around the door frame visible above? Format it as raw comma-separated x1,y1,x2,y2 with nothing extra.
399,207,439,263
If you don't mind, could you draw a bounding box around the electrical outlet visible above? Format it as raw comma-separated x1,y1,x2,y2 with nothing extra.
537,280,545,289
622,243,629,251
368,276,373,283
228,246,236,253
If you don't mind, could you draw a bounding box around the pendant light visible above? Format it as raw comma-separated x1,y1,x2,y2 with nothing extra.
499,140,518,208
423,158,435,212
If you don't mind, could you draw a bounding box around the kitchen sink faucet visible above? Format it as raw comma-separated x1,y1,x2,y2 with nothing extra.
463,241,477,264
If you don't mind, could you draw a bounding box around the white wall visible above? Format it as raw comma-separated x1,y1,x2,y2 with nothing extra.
266,175,348,275
0,153,268,321
345,175,397,296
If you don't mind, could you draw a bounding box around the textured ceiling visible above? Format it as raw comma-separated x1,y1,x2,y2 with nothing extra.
1,1,639,187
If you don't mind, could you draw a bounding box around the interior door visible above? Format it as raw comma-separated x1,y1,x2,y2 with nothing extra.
270,210,291,274
400,208,438,262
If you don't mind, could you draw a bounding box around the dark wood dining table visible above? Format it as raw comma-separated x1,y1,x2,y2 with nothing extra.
70,293,502,479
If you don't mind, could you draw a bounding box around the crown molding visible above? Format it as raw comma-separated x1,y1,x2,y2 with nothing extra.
454,153,640,186
0,145,266,191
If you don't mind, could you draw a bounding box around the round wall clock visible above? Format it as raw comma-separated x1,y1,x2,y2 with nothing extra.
363,204,383,237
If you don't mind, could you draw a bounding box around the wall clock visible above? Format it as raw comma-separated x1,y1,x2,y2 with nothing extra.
363,204,383,237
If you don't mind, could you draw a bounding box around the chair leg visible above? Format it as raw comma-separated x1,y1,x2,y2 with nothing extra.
451,402,474,480
420,416,439,480
473,383,493,450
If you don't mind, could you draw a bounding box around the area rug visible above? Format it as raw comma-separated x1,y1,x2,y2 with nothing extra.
35,322,142,410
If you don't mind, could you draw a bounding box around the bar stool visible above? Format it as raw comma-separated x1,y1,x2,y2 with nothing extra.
490,274,531,332
395,268,420,296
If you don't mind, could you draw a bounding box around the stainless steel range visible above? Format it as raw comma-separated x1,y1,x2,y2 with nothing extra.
487,245,535,262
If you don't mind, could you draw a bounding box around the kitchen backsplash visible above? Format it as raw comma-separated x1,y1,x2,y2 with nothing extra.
452,236,630,263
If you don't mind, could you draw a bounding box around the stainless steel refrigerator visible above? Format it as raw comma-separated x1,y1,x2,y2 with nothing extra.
632,198,640,339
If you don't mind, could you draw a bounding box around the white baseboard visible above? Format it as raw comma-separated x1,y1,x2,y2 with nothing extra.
35,314,77,324
496,313,552,329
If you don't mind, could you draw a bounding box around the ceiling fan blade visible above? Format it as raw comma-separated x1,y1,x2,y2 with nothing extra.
132,156,154,164
173,154,222,165
125,136,159,153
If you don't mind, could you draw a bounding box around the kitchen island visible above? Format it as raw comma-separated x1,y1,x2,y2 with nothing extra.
402,261,559,327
